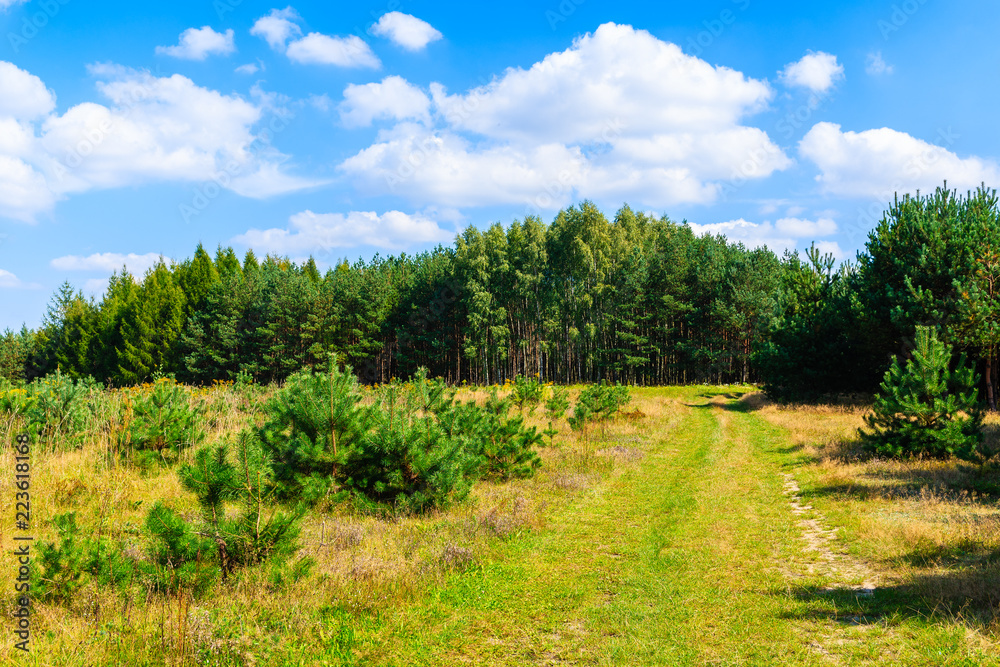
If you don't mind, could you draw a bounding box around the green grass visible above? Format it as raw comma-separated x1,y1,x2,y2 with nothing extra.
4,385,999,665
339,387,1000,665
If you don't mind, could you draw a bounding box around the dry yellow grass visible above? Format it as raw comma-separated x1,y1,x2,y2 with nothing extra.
4,384,1000,664
749,392,1000,626
0,384,646,665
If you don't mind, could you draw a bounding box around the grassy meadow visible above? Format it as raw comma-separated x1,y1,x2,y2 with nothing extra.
2,383,1000,665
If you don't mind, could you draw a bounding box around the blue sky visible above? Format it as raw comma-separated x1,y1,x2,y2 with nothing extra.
0,0,996,329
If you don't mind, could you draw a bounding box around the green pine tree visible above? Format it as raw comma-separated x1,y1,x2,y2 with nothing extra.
117,262,186,384
215,245,244,282
861,326,986,462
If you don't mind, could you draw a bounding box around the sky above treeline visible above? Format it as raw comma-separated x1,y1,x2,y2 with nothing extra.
0,0,995,329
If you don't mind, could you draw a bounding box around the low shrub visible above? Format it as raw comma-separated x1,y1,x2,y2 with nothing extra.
260,361,544,512
37,512,137,602
861,326,986,462
118,379,206,466
542,386,570,446
511,374,544,414
0,371,101,451
569,381,632,437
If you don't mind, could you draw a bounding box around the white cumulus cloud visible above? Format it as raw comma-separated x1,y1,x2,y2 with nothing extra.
799,122,1000,198
250,7,302,51
774,216,837,237
0,61,320,222
371,12,442,51
340,23,789,210
234,209,453,253
228,162,329,199
51,252,165,276
339,76,431,128
286,33,380,68
40,65,262,193
340,124,590,209
0,156,56,222
779,51,844,93
0,61,56,119
156,26,236,60
0,268,23,288
686,216,839,255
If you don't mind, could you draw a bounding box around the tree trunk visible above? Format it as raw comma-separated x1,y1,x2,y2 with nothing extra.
987,353,997,412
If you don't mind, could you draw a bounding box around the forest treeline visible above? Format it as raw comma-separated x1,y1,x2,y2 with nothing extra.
2,187,998,407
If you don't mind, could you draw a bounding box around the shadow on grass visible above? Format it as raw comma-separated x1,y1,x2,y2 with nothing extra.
898,539,1000,568
686,394,756,413
805,463,1000,500
773,573,1000,626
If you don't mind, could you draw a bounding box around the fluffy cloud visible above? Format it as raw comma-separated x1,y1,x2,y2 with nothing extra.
799,122,1000,198
338,76,431,128
0,61,319,222
228,163,329,199
0,268,23,288
0,156,56,222
865,51,894,76
779,51,844,93
51,252,164,275
286,33,380,68
234,209,453,253
812,241,845,259
433,24,772,144
235,63,259,75
340,23,789,210
686,215,840,255
250,7,302,50
0,62,56,120
156,26,236,60
371,12,443,51
0,0,25,10
774,216,837,237
340,124,590,208
40,66,261,193
252,8,380,68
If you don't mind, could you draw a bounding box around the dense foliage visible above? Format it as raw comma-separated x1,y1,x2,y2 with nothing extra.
4,207,783,388
4,188,999,411
259,362,544,512
861,326,986,461
118,379,206,466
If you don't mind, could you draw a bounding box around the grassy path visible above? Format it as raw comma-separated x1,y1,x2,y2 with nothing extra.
350,387,996,666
